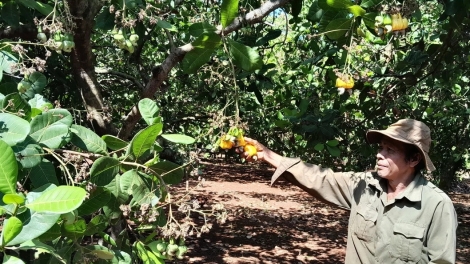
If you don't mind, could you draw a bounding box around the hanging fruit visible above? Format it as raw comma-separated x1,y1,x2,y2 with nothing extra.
335,76,355,89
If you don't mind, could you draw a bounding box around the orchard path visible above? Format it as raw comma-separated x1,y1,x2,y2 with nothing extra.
170,159,470,264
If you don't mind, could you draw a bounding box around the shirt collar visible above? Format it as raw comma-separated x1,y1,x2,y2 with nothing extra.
394,173,424,202
367,172,424,202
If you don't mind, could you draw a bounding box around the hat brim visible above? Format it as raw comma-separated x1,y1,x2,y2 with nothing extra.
366,130,436,172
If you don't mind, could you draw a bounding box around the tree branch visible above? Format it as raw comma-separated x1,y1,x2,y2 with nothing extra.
95,67,145,91
118,0,292,139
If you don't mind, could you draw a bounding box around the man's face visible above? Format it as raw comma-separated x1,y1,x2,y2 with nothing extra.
375,137,415,181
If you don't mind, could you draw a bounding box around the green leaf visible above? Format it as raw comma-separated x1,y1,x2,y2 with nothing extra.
29,109,73,149
90,157,121,186
105,175,129,205
182,47,215,74
138,98,160,126
220,0,239,28
188,22,217,37
2,254,25,264
161,134,195,145
18,239,66,263
22,71,47,99
156,19,177,32
324,18,353,40
347,5,366,17
2,93,31,120
26,159,59,189
28,94,53,111
126,123,163,161
84,215,108,236
325,0,352,9
0,50,17,74
326,145,341,157
95,8,115,31
26,186,87,214
135,241,165,264
7,186,60,245
326,139,339,147
0,113,31,146
1,2,20,27
119,169,141,195
102,135,128,151
63,218,86,238
227,38,263,72
192,32,222,49
149,161,184,185
314,143,325,151
12,143,43,169
1,216,23,246
77,187,111,216
255,29,282,46
16,0,54,16
0,140,17,194
2,194,25,205
71,124,108,155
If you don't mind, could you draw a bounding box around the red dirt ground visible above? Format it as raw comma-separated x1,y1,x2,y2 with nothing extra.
170,160,470,264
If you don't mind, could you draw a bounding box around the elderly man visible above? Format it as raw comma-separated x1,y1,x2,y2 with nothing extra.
242,119,457,263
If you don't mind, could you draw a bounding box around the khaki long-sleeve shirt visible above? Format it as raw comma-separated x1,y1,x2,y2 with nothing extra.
272,157,458,264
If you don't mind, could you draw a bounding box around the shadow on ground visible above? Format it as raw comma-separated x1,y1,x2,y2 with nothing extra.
169,159,470,264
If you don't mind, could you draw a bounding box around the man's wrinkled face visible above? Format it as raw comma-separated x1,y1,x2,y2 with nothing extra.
375,137,415,181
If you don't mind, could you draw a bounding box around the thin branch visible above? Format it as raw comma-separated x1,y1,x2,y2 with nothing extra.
95,67,145,91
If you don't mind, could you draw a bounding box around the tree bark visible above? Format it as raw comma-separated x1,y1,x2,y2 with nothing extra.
118,0,291,139
68,0,118,136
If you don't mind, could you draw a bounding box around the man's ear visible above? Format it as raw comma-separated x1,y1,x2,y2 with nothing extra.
410,154,422,167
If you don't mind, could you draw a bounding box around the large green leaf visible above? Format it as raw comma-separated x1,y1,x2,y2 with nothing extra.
149,161,184,185
182,47,215,74
29,109,73,149
2,255,25,264
95,8,115,31
0,140,18,194
18,239,66,263
26,159,59,188
0,82,17,96
192,32,222,49
1,216,23,246
26,186,87,214
126,123,163,161
228,38,263,72
90,156,121,186
138,98,160,126
77,187,111,216
70,124,108,155
324,18,353,40
1,2,20,27
28,94,53,112
104,175,129,205
0,113,30,146
17,0,54,16
102,135,128,151
12,143,43,169
348,5,366,17
161,134,195,145
188,22,217,38
128,172,160,207
220,0,239,28
22,71,47,100
2,93,31,120
119,169,141,195
291,0,303,18
319,10,349,31
7,209,59,246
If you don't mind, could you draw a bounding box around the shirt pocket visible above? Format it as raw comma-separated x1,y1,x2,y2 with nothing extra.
389,222,425,263
353,204,378,242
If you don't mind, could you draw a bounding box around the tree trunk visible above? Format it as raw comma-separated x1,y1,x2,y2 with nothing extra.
68,0,118,136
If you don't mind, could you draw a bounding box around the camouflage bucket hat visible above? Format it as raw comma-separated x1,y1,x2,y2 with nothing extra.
366,119,436,172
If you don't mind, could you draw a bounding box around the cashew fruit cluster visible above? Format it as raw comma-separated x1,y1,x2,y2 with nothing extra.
112,27,139,53
149,237,187,260
218,126,258,160
374,13,409,37
335,76,354,89
43,30,75,53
